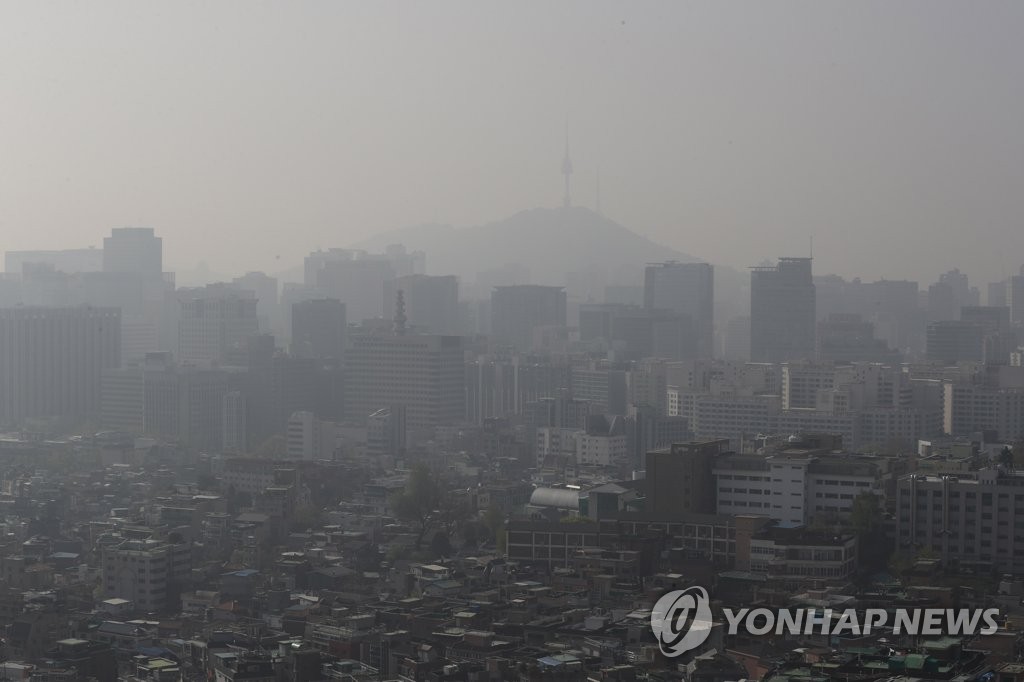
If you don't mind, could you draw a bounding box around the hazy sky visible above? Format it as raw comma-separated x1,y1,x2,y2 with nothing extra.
2,2,1023,285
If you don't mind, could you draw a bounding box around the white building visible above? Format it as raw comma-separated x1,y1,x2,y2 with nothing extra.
576,432,629,467
715,450,888,526
101,538,191,613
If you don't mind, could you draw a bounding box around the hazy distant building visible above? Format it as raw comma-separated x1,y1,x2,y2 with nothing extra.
491,285,566,350
307,251,396,323
1010,275,1024,327
750,257,816,362
5,248,103,275
644,261,714,359
926,321,985,364
103,227,162,275
222,390,247,452
367,405,407,457
291,299,346,362
346,333,464,429
817,313,900,364
177,287,259,365
140,355,229,451
231,271,279,332
383,274,459,335
0,306,121,424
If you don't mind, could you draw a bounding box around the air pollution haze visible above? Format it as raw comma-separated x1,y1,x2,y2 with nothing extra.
2,1,1023,284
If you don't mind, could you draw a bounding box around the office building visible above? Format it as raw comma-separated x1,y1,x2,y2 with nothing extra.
346,333,464,429
383,274,459,335
491,285,566,350
222,391,247,453
313,256,394,323
896,469,1024,574
750,257,816,363
177,286,259,365
942,382,1024,440
367,405,407,457
714,448,889,526
291,299,346,362
926,321,985,364
644,261,714,359
103,227,162,275
817,314,900,364
139,355,229,451
645,440,727,517
5,248,103,275
231,271,279,333
0,306,121,424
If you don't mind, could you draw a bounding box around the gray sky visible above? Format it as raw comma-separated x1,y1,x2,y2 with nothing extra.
2,1,1022,286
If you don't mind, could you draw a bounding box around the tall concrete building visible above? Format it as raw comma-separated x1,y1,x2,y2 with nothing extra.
1009,274,1024,327
103,227,162,275
291,299,346,362
926,321,985,364
231,271,279,334
644,261,714,359
346,333,464,429
177,286,259,365
383,274,460,335
139,355,229,451
896,469,1024,574
101,537,191,613
645,440,727,517
5,248,103,275
750,257,816,363
491,285,567,350
0,306,121,424
312,256,394,323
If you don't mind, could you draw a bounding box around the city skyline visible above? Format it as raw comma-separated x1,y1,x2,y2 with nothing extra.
3,2,1024,285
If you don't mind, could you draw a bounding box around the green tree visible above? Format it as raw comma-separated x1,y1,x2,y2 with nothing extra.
391,464,442,550
850,491,890,571
850,491,883,535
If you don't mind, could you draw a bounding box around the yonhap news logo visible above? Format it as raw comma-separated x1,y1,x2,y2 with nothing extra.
650,586,714,658
650,586,1002,658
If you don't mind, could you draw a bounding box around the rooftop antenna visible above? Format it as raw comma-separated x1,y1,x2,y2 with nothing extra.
561,119,573,208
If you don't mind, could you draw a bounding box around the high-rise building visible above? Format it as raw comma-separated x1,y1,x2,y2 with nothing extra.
1009,274,1024,327
926,321,985,364
138,354,229,451
102,227,162,275
383,274,459,335
222,391,247,453
291,299,346,361
231,271,279,333
644,261,714,359
491,285,567,350
367,405,407,457
5,248,103,275
312,256,394,323
346,333,464,429
177,286,259,365
750,257,816,363
0,306,121,424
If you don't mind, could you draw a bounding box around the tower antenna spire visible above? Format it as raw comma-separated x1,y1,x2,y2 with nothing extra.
596,166,602,215
561,119,573,208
